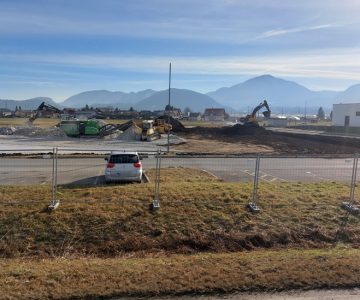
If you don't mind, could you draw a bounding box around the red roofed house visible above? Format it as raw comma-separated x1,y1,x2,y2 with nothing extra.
204,108,226,122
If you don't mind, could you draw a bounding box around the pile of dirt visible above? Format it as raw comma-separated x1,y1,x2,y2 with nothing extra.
220,124,269,136
12,126,67,137
118,122,142,141
183,124,360,154
156,115,186,132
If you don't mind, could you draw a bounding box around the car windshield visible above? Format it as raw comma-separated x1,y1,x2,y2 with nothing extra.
109,154,139,164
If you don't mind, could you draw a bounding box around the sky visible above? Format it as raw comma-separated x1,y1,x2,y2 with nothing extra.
1,0,360,102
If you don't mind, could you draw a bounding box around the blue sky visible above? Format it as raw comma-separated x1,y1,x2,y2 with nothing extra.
1,0,360,101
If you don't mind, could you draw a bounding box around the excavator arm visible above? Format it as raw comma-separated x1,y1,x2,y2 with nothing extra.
250,100,271,118
240,100,271,126
28,102,63,125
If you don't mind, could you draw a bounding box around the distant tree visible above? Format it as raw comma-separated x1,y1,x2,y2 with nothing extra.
184,107,192,115
317,107,325,120
165,104,174,111
114,107,119,113
85,104,89,110
330,110,333,121
15,106,18,112
19,106,22,111
129,106,134,112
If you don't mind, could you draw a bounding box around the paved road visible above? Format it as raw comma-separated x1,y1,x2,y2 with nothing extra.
133,288,360,300
0,156,356,185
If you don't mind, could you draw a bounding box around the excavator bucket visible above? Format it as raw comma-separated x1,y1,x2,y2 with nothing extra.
263,111,271,118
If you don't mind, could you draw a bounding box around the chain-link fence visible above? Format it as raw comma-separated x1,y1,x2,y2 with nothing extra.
0,149,359,211
1,149,360,258
0,150,359,208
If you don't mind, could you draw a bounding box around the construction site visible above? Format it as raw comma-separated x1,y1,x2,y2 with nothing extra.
1,109,360,154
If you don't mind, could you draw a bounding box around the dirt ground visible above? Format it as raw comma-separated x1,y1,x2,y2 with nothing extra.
173,125,360,154
174,133,274,153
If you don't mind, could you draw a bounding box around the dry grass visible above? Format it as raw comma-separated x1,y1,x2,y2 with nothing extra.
0,168,358,258
0,118,59,128
2,247,360,299
181,120,225,127
0,118,129,128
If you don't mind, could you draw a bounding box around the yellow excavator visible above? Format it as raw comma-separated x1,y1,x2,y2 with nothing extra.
240,100,271,126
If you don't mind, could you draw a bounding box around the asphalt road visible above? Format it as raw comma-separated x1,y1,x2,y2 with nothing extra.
134,288,360,300
0,156,357,185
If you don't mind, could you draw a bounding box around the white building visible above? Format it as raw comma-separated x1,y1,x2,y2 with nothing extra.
267,117,288,127
332,103,360,127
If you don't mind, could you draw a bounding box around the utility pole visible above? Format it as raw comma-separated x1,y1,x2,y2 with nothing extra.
304,100,307,125
167,63,172,153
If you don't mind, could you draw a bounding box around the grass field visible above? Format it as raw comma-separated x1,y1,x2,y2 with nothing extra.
1,168,359,298
0,168,358,257
2,247,360,300
0,117,59,127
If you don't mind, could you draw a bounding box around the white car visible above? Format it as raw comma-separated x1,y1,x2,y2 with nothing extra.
105,151,142,183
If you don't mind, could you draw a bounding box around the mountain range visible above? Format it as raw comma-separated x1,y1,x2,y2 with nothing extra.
0,97,58,111
2,75,360,113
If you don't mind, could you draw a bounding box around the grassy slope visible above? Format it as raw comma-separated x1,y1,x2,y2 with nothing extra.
2,248,360,300
0,168,358,258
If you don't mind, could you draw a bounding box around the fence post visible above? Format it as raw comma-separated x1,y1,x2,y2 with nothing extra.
341,153,359,214
152,149,161,210
247,155,261,213
48,147,60,211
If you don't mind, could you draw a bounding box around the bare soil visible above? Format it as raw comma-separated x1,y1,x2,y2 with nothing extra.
174,125,360,154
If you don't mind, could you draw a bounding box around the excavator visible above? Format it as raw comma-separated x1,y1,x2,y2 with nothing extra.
27,102,63,126
240,100,271,126
28,102,105,137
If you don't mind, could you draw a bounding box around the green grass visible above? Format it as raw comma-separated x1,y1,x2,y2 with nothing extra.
0,168,357,258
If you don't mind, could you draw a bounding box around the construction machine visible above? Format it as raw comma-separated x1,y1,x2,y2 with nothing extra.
27,102,63,126
141,120,161,141
154,118,172,134
28,102,106,137
240,100,271,126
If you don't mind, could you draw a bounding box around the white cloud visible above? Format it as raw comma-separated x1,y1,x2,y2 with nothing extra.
258,24,337,39
2,48,360,82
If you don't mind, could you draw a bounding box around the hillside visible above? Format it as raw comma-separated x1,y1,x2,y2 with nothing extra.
62,89,156,108
208,75,339,110
0,97,58,110
336,84,360,102
134,88,226,112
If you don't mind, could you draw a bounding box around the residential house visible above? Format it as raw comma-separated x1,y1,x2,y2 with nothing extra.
165,108,182,119
189,112,202,121
204,108,226,122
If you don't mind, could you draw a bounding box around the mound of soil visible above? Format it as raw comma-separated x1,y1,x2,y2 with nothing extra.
184,124,360,154
156,115,186,132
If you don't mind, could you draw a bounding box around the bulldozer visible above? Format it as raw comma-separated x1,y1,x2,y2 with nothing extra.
141,120,161,141
240,100,271,126
154,118,172,134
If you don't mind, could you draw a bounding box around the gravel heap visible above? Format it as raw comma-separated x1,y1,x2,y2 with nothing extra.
9,126,67,137
0,127,15,135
